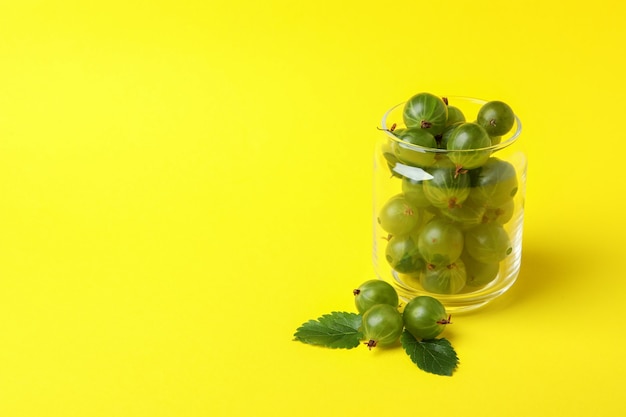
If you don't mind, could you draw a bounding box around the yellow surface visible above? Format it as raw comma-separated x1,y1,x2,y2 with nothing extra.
1,1,625,416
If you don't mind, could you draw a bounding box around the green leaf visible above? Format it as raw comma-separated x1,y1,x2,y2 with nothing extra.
401,330,459,376
294,311,363,349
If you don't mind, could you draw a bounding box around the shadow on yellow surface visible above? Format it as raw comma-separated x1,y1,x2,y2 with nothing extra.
467,240,593,316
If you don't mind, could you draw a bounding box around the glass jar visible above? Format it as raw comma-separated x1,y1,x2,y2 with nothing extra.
373,96,526,313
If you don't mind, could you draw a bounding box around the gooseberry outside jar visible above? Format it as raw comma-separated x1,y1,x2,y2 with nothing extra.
373,96,527,313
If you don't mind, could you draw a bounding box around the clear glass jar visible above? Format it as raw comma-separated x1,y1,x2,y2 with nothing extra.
373,96,526,313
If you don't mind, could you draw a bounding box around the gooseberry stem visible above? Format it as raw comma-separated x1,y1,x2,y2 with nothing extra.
353,289,360,296
454,165,468,179
365,340,377,350
437,314,452,325
376,123,397,132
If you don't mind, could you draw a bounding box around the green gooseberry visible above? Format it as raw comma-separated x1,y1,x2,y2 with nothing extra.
477,100,515,137
403,296,451,340
403,92,448,137
446,122,492,171
361,304,404,349
393,127,438,168
353,280,399,314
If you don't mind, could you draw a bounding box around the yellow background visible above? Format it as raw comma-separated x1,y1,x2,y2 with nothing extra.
1,1,625,416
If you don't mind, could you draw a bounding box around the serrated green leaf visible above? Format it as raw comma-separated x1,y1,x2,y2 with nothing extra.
401,330,459,376
294,311,363,349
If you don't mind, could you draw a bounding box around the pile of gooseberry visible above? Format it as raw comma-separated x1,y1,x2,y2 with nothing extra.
378,93,519,295
354,280,450,349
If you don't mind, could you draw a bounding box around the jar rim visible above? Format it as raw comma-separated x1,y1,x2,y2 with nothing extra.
381,95,522,153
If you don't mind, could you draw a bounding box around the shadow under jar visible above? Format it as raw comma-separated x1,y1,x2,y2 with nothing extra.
373,96,527,313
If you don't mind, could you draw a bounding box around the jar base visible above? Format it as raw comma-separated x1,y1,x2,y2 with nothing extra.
389,269,519,314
